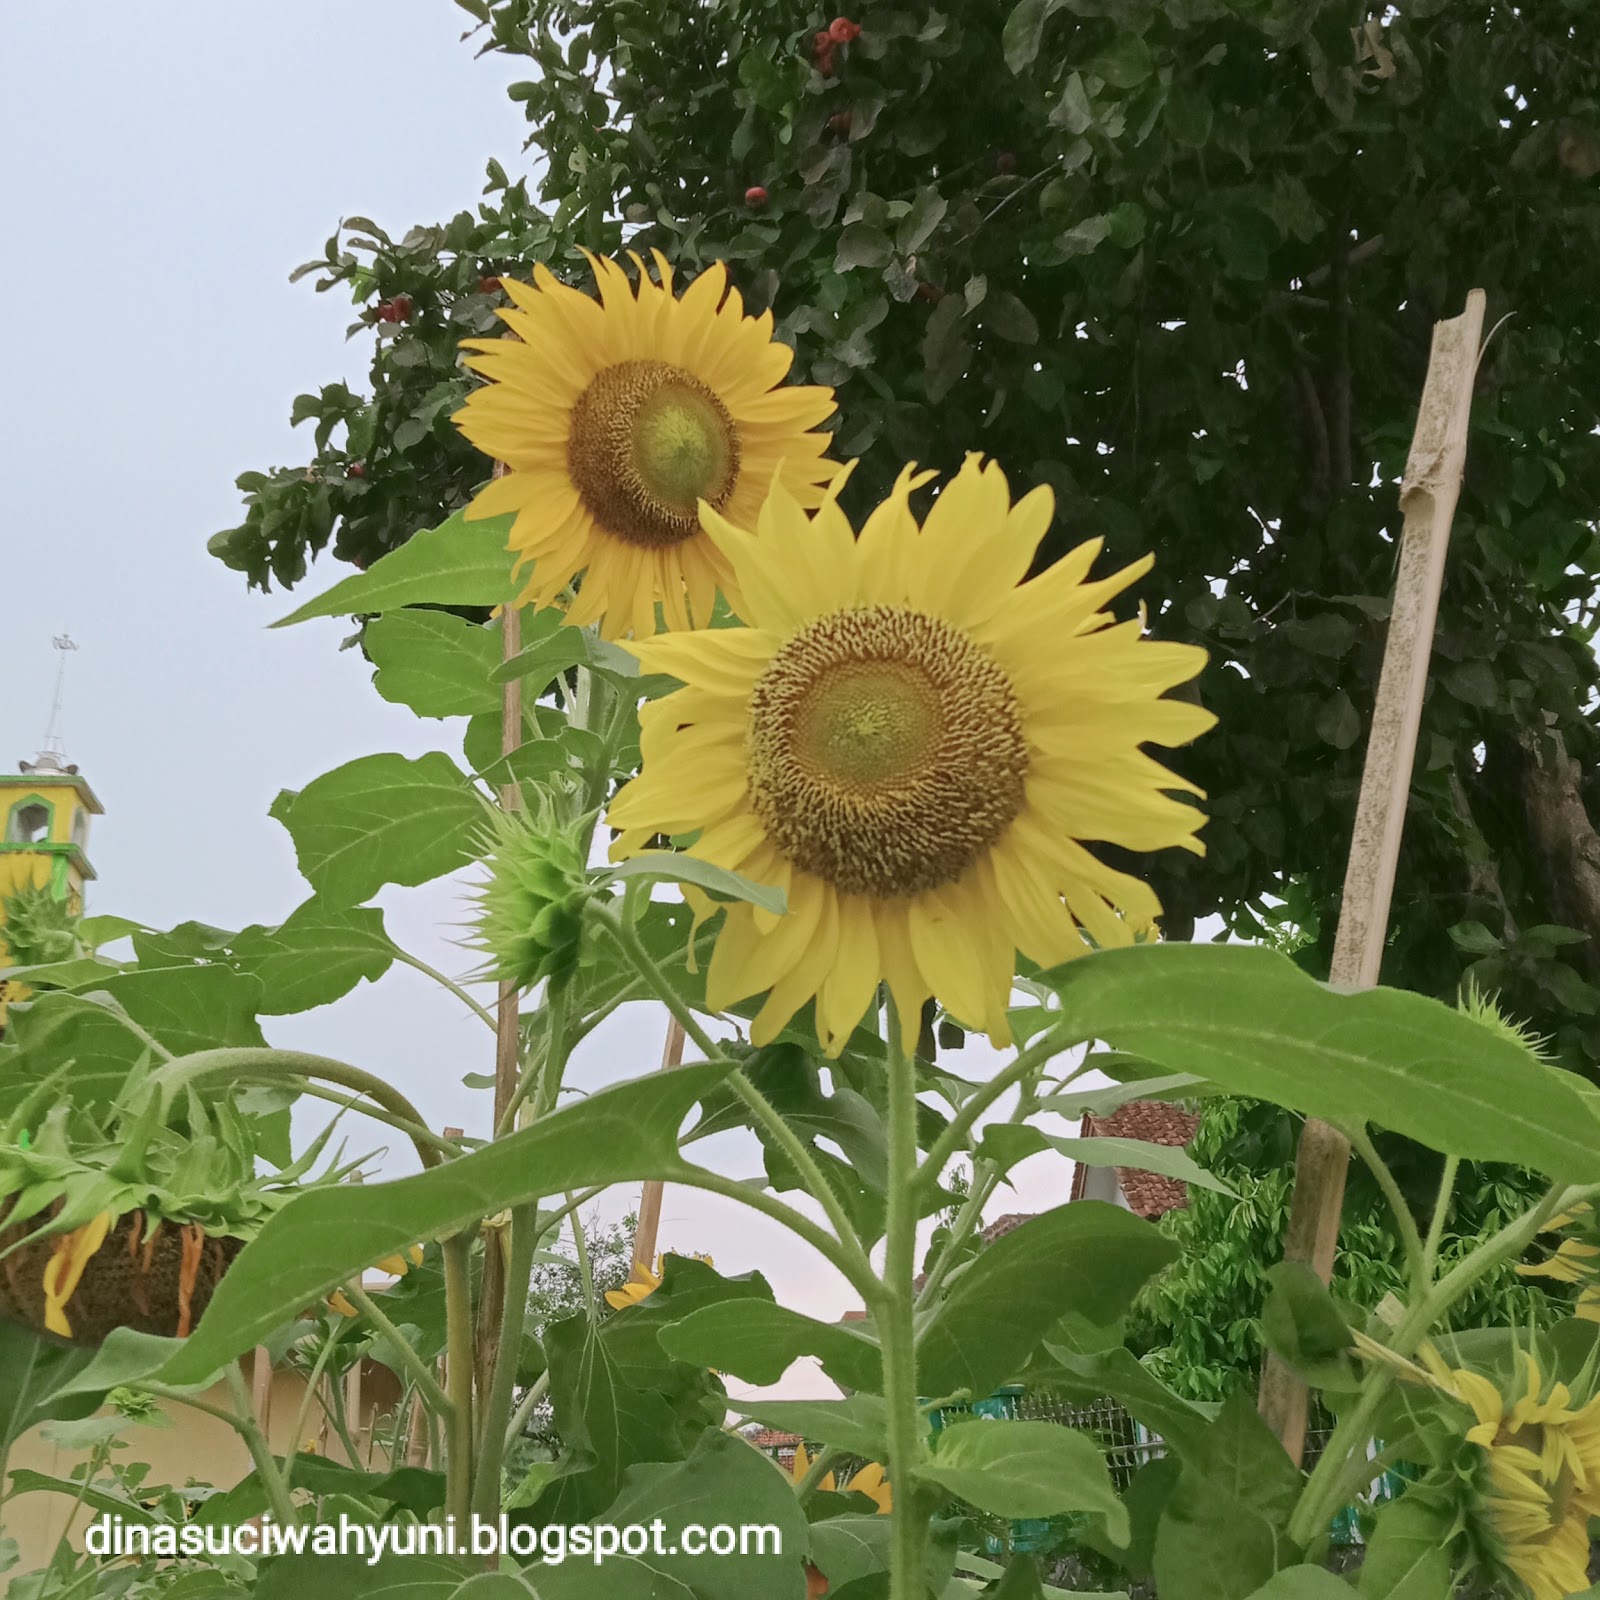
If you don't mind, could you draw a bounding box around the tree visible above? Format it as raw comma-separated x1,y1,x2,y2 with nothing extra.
212,1,1600,1068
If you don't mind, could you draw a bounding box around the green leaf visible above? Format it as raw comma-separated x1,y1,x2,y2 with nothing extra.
1046,944,1600,1181
581,1429,808,1600
835,222,894,271
609,853,787,916
1357,1496,1454,1598
917,1202,1179,1396
1091,34,1155,88
1039,1071,1207,1118
1260,1262,1358,1391
159,1062,735,1383
1003,0,1067,73
658,1299,881,1393
232,898,394,1014
1443,658,1498,709
95,966,267,1055
730,1396,887,1459
5,1468,166,1528
1029,1344,1215,1461
0,1323,99,1459
1315,690,1361,749
489,617,592,691
807,1515,893,1594
981,291,1039,344
251,1551,467,1600
272,752,484,904
978,1124,1237,1198
271,510,516,626
897,187,948,256
367,609,502,718
1447,920,1500,954
0,991,150,1128
925,1419,1129,1539
1243,1570,1358,1599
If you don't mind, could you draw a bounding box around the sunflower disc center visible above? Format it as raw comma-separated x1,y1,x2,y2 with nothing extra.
567,359,739,548
747,606,1029,899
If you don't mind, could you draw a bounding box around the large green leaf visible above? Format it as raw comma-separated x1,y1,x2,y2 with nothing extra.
925,1419,1128,1539
730,1396,888,1460
1244,1571,1362,1599
159,1062,735,1383
1026,1345,1215,1462
978,1124,1236,1198
1047,943,1600,1181
806,1515,893,1595
232,898,394,1014
366,608,503,719
609,854,787,917
536,1312,695,1520
271,510,515,626
1357,1496,1454,1599
579,1428,808,1600
0,1324,99,1458
0,991,150,1129
270,752,483,904
93,966,267,1055
658,1300,882,1394
250,1551,468,1600
916,1202,1179,1396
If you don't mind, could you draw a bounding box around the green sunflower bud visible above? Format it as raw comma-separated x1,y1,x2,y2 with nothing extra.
470,804,594,988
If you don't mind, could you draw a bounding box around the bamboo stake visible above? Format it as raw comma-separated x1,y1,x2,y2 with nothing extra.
1258,288,1487,1460
476,522,524,1408
631,1017,688,1277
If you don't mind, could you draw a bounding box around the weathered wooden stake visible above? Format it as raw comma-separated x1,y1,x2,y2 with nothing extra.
1259,288,1487,1460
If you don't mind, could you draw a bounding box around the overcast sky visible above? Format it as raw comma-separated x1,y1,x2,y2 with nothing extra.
0,2,1083,1399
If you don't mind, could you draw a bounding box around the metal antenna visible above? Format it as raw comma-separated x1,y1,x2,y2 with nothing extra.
40,634,77,759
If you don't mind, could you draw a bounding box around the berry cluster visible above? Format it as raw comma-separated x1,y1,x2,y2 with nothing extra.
812,15,860,78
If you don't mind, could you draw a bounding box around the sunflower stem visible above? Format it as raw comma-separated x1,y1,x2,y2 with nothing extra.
883,1004,928,1600
795,1445,843,1503
1345,1122,1427,1293
443,1231,477,1529
471,1203,539,1530
223,1361,300,1528
387,946,499,1033
1422,1155,1460,1278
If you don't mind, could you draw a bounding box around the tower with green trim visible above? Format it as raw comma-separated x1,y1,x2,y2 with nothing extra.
1,638,101,1031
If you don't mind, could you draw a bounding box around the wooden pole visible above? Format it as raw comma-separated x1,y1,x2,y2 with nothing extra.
1259,289,1487,1460
631,1017,688,1277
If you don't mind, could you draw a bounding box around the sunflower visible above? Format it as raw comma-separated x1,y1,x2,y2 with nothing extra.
1423,1345,1600,1600
1518,1202,1600,1322
453,250,837,638
605,455,1214,1052
41,1210,113,1338
603,1250,714,1312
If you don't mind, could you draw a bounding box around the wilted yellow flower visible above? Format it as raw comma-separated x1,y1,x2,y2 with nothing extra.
1519,1202,1600,1321
454,251,836,638
1422,1345,1600,1600
607,455,1213,1052
41,1211,114,1338
603,1251,713,1312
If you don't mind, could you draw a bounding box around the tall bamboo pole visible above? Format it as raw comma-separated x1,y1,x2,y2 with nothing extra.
1258,289,1487,1460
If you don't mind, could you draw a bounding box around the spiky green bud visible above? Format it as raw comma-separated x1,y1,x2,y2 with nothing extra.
470,803,593,988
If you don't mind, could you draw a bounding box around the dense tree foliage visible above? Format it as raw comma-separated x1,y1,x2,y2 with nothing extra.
208,0,1600,1379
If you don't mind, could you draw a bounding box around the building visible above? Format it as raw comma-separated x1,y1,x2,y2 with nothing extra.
0,643,103,1034
1066,1099,1202,1217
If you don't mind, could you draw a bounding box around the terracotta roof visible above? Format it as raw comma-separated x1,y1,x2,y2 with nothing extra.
979,1212,1033,1245
746,1428,803,1450
1067,1099,1201,1219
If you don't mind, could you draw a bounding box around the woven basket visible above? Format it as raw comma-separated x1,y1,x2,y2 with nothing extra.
0,1208,243,1347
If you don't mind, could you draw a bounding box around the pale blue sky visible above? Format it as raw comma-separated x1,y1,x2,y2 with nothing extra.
0,3,1079,1396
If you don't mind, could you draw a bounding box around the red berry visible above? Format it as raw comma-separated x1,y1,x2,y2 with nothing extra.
914,281,945,304
347,462,367,479
477,275,502,294
828,17,860,43
816,46,836,76
745,185,769,208
996,151,1017,174
814,29,832,53
390,294,414,320
375,301,398,323
828,110,853,137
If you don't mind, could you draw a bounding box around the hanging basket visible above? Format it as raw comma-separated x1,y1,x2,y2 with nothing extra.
0,1208,244,1347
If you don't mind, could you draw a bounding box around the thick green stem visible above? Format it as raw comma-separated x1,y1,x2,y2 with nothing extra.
272,1079,462,1162
883,1013,927,1600
443,1233,477,1527
919,1028,1072,1187
796,1445,843,1502
223,1363,299,1527
680,1169,880,1304
283,1322,346,1491
345,1284,453,1418
915,1161,1002,1306
1345,1124,1426,1291
1422,1155,1460,1276
570,1199,599,1321
603,910,877,1290
504,1371,551,1454
472,1204,539,1525
389,947,499,1033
